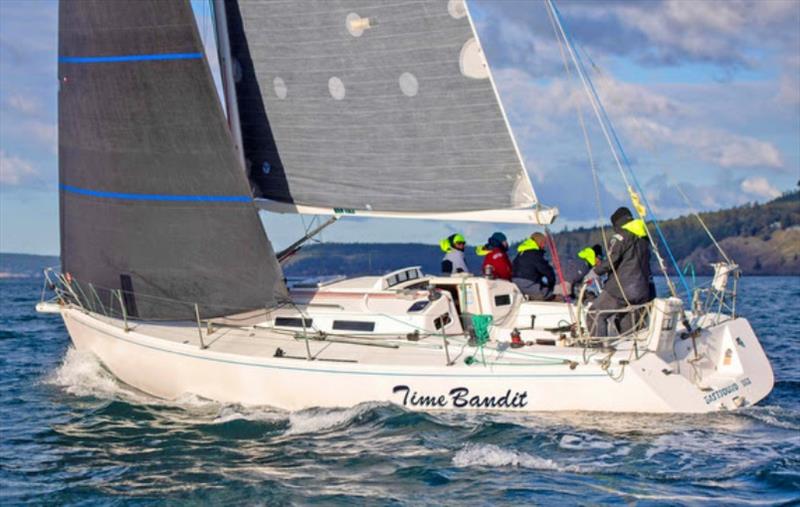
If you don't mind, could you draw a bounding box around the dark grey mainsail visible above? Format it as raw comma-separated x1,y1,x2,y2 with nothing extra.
59,0,286,319
225,0,540,216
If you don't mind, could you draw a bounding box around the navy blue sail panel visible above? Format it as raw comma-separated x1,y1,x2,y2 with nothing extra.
59,0,286,320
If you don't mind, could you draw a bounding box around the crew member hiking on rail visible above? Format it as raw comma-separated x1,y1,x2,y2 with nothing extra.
512,232,555,300
440,233,469,275
480,232,512,280
586,207,654,337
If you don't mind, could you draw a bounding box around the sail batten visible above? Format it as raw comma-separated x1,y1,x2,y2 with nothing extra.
59,0,286,320
226,0,546,218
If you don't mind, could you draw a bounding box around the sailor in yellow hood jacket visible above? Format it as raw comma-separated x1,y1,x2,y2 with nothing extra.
587,206,654,337
440,233,469,275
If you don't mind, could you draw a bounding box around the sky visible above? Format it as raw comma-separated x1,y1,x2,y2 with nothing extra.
1,0,798,255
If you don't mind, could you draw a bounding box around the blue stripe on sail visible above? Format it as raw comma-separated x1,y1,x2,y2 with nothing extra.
61,184,251,203
59,52,203,63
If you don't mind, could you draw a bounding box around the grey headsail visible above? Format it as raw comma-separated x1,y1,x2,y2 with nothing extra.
225,0,548,221
59,0,286,320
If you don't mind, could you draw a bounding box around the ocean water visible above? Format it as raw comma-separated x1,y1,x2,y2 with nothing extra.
1,277,798,505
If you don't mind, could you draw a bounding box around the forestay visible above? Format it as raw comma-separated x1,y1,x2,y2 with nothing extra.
225,0,554,223
58,0,286,319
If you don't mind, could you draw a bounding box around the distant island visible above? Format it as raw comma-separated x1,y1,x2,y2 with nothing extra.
0,253,58,279
2,190,797,279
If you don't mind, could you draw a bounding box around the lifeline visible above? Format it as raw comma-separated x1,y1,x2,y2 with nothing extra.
393,385,529,409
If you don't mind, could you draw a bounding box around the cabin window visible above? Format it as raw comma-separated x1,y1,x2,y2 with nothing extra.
494,294,511,306
333,320,375,332
407,300,429,313
434,313,452,330
275,317,313,328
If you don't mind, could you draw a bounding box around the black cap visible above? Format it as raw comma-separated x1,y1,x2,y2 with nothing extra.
610,206,633,228
592,244,603,259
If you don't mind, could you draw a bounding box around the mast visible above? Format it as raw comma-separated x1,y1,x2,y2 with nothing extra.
213,0,245,171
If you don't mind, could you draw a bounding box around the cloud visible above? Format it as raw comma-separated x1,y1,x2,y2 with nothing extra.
740,176,782,199
619,120,784,169
0,150,39,186
493,67,786,173
20,120,57,153
5,94,42,116
534,0,798,68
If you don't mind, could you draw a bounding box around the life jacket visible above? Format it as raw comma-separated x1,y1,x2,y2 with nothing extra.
621,219,648,238
475,245,491,256
516,238,540,253
577,246,597,266
440,233,465,253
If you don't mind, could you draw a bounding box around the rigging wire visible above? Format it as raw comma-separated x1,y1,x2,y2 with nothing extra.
545,0,692,300
544,1,629,307
671,180,732,264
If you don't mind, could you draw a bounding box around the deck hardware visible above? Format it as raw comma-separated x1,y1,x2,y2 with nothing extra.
116,290,129,332
662,368,672,375
406,331,420,341
274,347,284,357
568,361,578,370
194,303,206,349
510,329,523,348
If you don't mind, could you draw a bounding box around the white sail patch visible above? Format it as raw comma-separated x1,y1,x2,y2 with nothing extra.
328,76,346,100
460,38,489,79
273,77,287,99
398,72,418,97
448,0,467,19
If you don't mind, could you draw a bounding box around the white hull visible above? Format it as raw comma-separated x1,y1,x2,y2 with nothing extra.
54,297,774,414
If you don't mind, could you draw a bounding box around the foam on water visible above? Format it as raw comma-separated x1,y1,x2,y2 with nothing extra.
212,405,286,425
45,346,132,400
285,402,381,436
559,433,617,450
452,443,586,472
45,347,288,426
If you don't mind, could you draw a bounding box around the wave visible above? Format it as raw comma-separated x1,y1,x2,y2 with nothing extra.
559,433,617,451
285,402,384,436
45,346,135,400
740,405,800,431
452,443,587,472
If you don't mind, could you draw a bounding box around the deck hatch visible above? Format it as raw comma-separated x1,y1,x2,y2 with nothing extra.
275,317,313,328
333,320,375,332
494,294,511,306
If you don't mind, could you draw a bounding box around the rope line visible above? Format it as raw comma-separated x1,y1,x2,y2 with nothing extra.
546,0,691,300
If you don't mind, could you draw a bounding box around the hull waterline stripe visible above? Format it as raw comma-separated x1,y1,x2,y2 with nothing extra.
59,53,203,63
60,184,251,203
68,311,607,379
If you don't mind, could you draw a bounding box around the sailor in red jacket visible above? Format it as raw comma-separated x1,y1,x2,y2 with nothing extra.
479,232,513,280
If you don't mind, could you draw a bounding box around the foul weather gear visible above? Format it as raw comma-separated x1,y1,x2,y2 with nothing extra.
512,241,555,297
482,247,513,281
593,217,653,305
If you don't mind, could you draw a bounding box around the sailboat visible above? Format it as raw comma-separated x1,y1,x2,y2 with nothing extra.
37,0,774,413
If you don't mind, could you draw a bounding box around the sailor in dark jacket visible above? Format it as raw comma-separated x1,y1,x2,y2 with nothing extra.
561,244,603,300
586,207,654,337
512,232,556,300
